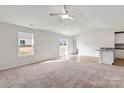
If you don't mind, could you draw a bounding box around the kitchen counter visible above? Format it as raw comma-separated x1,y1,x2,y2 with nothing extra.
96,48,115,65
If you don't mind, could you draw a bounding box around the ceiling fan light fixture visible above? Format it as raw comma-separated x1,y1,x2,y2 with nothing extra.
61,14,69,19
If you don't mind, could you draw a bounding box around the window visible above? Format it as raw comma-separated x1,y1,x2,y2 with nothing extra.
18,32,34,57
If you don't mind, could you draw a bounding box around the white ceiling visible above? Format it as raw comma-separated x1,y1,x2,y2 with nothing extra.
0,5,124,36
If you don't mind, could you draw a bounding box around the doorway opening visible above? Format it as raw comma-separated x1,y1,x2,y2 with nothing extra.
59,39,68,56
73,39,78,55
18,32,34,57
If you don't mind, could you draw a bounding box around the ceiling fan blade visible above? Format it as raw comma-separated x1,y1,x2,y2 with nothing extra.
49,13,59,16
68,16,74,20
69,11,81,15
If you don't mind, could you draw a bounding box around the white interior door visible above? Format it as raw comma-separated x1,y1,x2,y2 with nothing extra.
59,39,68,56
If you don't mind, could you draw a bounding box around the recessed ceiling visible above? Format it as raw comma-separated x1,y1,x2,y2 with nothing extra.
0,5,124,36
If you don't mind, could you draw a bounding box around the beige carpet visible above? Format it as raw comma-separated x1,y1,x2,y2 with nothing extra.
0,55,124,88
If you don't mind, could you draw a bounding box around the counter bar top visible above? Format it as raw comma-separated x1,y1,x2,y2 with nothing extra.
96,48,115,52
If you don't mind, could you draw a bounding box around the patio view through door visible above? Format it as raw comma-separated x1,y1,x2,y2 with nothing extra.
59,39,68,56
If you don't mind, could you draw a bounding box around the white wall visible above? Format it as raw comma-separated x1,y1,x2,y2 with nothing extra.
75,28,115,57
0,22,73,70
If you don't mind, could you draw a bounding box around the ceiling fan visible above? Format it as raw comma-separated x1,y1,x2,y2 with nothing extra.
49,5,75,21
